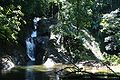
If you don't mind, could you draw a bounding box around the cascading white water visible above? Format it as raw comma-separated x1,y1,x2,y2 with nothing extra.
26,38,35,61
25,17,40,80
26,17,40,61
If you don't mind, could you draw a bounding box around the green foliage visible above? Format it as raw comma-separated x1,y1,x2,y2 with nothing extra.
0,5,24,43
52,0,93,35
51,0,120,62
104,53,120,64
51,0,99,62
99,9,120,54
100,9,120,35
115,32,120,47
0,0,120,63
13,0,52,18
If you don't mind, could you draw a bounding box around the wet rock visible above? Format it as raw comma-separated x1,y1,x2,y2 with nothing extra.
0,56,15,73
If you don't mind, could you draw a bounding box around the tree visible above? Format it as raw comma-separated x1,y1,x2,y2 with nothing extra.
51,0,102,61
100,9,120,55
0,1,24,56
0,6,23,41
51,0,120,62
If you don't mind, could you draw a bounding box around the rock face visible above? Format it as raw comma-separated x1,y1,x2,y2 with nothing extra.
24,17,72,64
35,17,72,64
35,18,51,64
0,56,15,73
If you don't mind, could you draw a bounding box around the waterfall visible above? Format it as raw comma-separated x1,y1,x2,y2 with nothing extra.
26,38,35,61
26,17,40,61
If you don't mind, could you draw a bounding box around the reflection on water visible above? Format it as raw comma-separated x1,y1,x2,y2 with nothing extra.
55,73,60,80
0,62,62,80
25,61,35,80
0,58,70,80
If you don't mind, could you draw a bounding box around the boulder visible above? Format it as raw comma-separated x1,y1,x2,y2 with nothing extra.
0,56,15,73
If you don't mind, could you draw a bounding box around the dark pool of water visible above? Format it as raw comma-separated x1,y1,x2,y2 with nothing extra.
1,70,50,80
1,65,120,80
0,66,59,80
